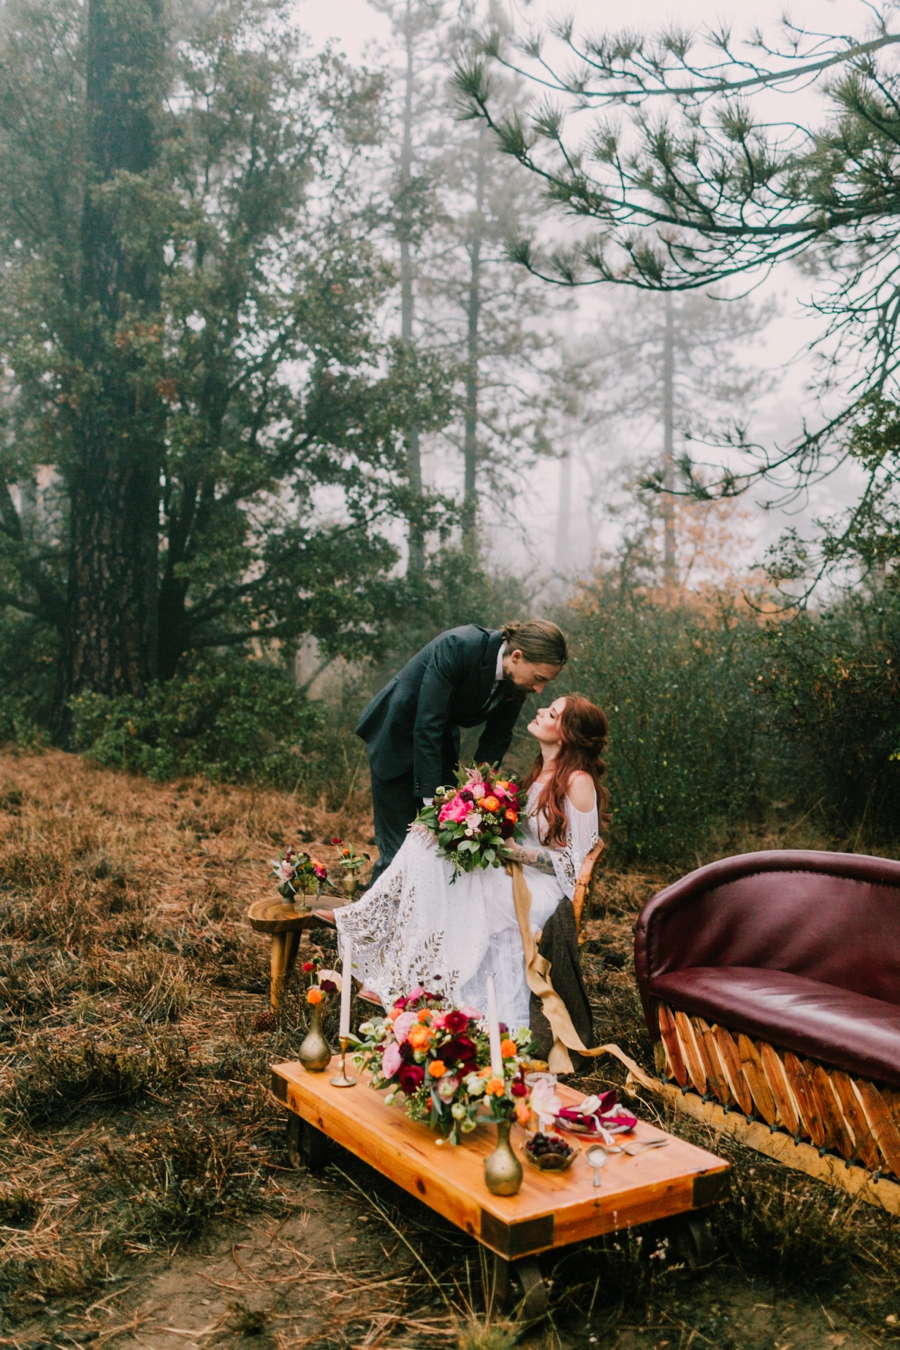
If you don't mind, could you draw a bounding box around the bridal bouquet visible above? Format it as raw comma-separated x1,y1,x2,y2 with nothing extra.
416,765,526,878
354,987,535,1144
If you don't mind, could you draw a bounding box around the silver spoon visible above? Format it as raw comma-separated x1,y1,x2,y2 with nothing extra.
585,1144,609,1187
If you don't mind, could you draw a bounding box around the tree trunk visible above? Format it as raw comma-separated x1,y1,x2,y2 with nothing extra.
662,292,677,590
54,0,165,742
462,129,486,545
399,8,424,571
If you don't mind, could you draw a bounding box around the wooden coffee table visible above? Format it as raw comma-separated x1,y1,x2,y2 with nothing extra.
271,1058,730,1316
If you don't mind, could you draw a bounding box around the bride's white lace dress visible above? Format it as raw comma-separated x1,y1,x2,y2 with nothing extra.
334,784,599,1029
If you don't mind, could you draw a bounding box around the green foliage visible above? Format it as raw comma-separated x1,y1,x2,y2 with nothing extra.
0,612,58,745
69,657,340,793
755,590,900,837
565,590,764,862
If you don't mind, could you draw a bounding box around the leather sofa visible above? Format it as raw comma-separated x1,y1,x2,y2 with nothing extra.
634,850,900,1176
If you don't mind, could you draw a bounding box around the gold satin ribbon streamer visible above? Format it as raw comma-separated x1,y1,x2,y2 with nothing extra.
510,861,612,1075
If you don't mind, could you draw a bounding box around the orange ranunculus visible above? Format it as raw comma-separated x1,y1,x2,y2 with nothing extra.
428,1060,447,1078
478,1066,493,1078
504,809,518,823
417,1009,432,1024
407,1024,433,1050
515,1101,531,1127
500,1038,517,1059
485,1078,505,1096
306,987,323,1005
482,796,500,813
495,780,509,790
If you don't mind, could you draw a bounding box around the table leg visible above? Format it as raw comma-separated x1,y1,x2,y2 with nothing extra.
485,1252,548,1320
284,929,301,982
285,1113,330,1171
270,933,287,1012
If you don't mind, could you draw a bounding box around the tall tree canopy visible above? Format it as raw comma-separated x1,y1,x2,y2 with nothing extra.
455,6,900,590
0,0,453,737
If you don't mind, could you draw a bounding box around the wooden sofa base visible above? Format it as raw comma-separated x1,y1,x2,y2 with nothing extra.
596,1042,900,1216
630,1001,900,1211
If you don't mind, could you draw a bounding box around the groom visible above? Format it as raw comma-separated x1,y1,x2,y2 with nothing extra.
358,619,568,882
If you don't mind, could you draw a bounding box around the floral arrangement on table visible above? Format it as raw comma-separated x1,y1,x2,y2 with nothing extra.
301,953,343,1007
329,837,371,896
353,987,536,1145
416,765,526,878
271,846,330,900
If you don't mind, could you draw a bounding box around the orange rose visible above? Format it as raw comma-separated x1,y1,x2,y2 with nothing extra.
504,809,518,823
417,1009,432,1024
485,1078,505,1096
428,1060,447,1078
306,987,323,1005
407,1024,433,1050
495,780,509,790
482,796,500,813
500,1038,517,1059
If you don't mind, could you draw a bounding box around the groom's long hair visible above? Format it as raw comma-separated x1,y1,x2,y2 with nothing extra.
521,695,611,847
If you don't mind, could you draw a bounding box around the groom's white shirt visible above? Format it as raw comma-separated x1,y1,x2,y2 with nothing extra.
422,642,507,805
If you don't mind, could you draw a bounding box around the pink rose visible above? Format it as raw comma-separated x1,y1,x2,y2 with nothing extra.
458,1005,482,1020
393,1011,417,1043
471,783,485,800
407,985,425,1002
382,1041,403,1077
439,796,468,824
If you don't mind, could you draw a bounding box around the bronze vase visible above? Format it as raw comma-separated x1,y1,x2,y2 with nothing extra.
340,872,360,899
298,1001,331,1072
483,1118,523,1196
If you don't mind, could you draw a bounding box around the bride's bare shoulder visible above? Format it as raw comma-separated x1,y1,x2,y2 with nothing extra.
565,770,595,812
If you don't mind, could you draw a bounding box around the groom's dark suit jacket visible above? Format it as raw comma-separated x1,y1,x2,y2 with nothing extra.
356,625,526,798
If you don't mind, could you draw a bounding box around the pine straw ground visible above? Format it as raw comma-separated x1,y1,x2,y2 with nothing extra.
2,749,900,1350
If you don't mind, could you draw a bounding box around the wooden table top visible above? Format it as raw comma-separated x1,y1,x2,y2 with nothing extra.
272,1059,730,1259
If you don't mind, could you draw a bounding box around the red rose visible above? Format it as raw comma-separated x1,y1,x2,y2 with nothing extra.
512,1080,528,1098
398,1064,425,1095
320,979,337,994
436,1035,477,1074
330,836,343,845
393,996,409,1011
442,1010,469,1035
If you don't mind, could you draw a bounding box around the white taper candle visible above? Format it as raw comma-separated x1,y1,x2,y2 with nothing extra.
486,973,503,1077
339,935,352,1040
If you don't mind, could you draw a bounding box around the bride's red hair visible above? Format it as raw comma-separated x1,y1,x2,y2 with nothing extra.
521,694,611,847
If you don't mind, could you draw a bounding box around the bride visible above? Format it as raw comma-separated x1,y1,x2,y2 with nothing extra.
332,693,610,1031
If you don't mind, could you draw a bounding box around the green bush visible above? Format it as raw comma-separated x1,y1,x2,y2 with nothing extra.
0,612,57,744
69,657,349,796
564,591,765,862
756,590,900,838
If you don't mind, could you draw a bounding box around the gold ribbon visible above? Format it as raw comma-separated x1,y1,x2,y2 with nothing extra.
510,861,614,1074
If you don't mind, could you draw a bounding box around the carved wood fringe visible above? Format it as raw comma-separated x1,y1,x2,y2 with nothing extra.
656,1000,900,1179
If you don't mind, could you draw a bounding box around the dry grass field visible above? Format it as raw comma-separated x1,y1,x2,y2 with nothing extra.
1,748,900,1350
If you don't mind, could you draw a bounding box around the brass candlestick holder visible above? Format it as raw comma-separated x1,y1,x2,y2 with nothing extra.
330,1036,356,1088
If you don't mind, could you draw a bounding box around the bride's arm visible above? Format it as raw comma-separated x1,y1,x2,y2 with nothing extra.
502,840,557,872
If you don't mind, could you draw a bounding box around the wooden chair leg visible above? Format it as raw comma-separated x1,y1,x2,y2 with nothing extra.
270,933,288,1013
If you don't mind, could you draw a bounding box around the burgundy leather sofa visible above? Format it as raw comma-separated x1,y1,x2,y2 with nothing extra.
634,850,900,1175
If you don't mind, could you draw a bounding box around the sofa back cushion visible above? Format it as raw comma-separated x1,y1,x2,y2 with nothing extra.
635,850,900,1009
